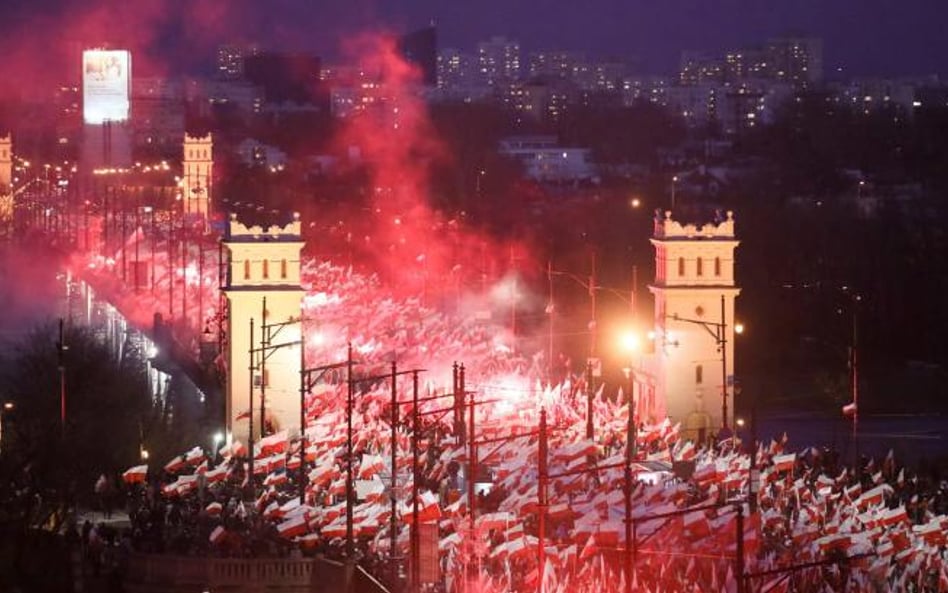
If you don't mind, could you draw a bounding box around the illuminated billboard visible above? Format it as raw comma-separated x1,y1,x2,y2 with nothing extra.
82,49,131,124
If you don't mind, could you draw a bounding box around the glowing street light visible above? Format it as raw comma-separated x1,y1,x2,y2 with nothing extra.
0,402,14,454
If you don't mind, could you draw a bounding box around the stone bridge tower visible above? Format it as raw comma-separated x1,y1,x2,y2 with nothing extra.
649,210,740,443
0,135,12,229
222,213,304,446
183,134,213,219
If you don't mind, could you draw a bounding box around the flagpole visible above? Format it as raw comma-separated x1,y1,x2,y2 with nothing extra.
537,408,548,593
260,296,267,438
298,326,306,505
247,317,255,501
390,360,398,566
851,302,859,470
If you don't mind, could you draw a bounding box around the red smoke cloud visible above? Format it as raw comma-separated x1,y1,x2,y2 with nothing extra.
328,32,535,304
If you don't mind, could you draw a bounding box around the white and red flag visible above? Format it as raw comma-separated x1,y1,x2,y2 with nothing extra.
278,515,309,539
772,453,796,473
122,464,148,484
256,430,289,457
209,526,226,545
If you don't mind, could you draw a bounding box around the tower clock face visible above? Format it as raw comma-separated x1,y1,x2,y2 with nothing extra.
695,305,705,317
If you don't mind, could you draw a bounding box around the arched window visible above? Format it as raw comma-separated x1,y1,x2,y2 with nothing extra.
714,257,721,276
677,257,685,276
695,365,703,384
243,259,250,280
281,259,288,279
696,258,703,276
262,259,269,279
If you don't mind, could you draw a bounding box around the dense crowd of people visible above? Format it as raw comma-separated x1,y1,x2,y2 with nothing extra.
77,258,948,592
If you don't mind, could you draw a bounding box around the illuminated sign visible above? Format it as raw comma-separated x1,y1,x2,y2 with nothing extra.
82,50,131,124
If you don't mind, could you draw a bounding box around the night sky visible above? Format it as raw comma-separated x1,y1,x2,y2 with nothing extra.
0,0,946,80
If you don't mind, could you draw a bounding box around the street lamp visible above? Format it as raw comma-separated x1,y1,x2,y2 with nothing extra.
0,402,14,454
671,175,679,210
143,206,155,291
670,294,741,431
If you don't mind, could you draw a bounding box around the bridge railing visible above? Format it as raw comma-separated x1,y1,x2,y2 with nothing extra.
125,553,316,592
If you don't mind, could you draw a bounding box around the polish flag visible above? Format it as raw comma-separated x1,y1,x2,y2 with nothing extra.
842,402,857,416
817,534,851,554
675,441,696,461
857,484,892,510
264,470,288,487
296,533,320,549
206,502,223,516
219,441,245,460
548,503,576,521
880,506,908,527
876,538,895,557
683,510,711,539
175,474,199,496
184,446,206,466
278,515,309,539
772,453,796,473
417,491,443,522
164,455,186,474
209,526,226,545
205,465,228,485
122,465,148,484
358,454,385,479
256,430,289,457
477,511,515,532
554,440,598,463
913,519,946,546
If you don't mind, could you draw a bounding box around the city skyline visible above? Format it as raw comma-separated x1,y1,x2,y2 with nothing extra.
0,0,946,83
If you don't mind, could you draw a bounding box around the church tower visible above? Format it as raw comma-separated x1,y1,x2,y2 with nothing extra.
182,134,213,219
222,213,304,445
0,135,12,229
649,210,740,442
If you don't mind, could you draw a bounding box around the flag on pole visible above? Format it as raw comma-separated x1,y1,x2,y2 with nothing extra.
842,401,857,416
209,526,226,545
122,464,148,484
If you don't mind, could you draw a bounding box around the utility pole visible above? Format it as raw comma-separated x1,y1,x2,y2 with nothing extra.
585,361,594,440
346,342,355,559
851,301,859,470
537,408,548,593
57,318,68,439
547,261,554,382
410,369,420,592
720,295,729,430
624,367,635,593
589,250,597,360
736,504,746,593
298,334,306,505
453,363,465,445
390,361,398,564
259,297,268,437
246,317,255,501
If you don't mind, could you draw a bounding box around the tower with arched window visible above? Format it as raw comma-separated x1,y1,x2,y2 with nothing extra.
648,210,740,442
222,213,304,445
0,135,12,228
182,134,213,219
